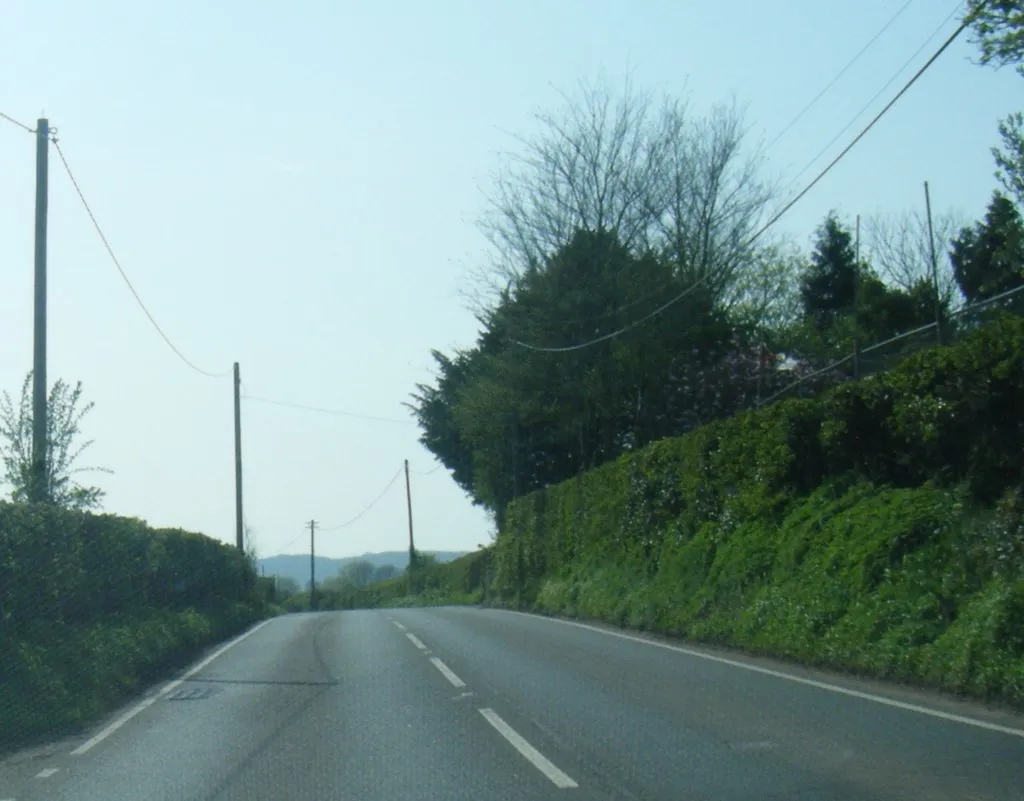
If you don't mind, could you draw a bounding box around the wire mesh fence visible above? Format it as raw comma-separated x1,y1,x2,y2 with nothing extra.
756,284,1024,409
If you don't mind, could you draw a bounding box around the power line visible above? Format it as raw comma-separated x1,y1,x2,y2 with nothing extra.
508,3,977,354
319,466,404,531
258,461,425,555
241,393,414,425
764,0,915,152
274,528,309,555
52,138,231,379
779,0,965,200
749,2,972,244
0,111,34,133
509,276,711,352
409,462,443,476
501,1,912,341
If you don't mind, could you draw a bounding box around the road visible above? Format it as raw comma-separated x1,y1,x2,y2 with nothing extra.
1,607,1022,800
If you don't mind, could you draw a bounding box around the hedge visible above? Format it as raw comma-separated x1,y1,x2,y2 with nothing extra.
0,503,268,749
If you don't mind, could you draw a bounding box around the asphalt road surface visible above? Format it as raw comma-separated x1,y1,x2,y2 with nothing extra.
1,607,1022,800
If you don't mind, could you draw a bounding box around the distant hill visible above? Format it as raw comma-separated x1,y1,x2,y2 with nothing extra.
257,550,467,587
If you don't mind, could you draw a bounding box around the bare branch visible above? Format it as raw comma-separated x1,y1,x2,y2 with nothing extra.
479,75,668,280
471,77,776,318
655,98,776,299
863,208,966,306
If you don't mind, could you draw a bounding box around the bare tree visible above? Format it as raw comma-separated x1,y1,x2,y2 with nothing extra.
468,76,775,310
653,98,776,299
864,208,966,308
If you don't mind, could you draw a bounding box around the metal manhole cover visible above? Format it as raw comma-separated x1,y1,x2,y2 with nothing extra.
165,686,214,701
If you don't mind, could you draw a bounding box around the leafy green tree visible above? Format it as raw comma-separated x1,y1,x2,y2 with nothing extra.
857,274,944,341
950,192,1024,303
966,2,1024,213
415,75,780,527
0,372,111,510
338,559,377,588
410,226,735,519
968,0,1024,77
373,564,399,583
800,212,860,329
723,242,804,337
993,111,1024,207
408,349,481,503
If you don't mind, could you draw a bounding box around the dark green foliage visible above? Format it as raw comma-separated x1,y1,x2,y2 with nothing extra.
410,227,743,516
857,274,943,341
968,0,1024,76
950,192,1024,304
993,111,1024,206
0,503,265,749
800,212,860,329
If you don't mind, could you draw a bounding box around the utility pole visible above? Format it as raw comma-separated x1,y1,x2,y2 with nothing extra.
924,181,944,345
308,519,318,610
404,459,415,595
31,118,49,503
853,214,861,381
233,362,244,551
512,415,524,609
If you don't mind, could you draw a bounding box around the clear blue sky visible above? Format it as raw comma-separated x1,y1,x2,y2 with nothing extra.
1,1,1019,559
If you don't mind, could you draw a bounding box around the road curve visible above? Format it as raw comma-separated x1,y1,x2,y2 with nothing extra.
0,607,1021,800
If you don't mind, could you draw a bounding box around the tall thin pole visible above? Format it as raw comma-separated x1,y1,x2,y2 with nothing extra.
512,416,524,609
404,459,415,594
924,181,943,344
31,118,49,503
853,213,861,381
309,519,317,610
233,362,244,551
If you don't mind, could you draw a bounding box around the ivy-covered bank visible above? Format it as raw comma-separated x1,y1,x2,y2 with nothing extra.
488,314,1024,707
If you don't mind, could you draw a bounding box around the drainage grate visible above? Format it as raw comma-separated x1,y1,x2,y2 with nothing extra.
165,686,214,701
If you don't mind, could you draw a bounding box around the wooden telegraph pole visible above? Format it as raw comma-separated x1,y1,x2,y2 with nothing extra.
31,118,49,503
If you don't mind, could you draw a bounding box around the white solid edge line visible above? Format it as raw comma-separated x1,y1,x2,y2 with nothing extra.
393,620,407,631
505,610,1024,739
479,708,578,789
429,656,466,688
35,768,59,779
406,632,428,650
70,618,274,756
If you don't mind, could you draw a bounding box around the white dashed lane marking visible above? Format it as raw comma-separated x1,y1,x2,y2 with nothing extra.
479,708,578,789
429,656,466,688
